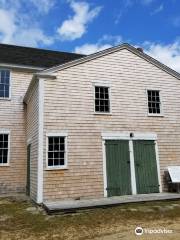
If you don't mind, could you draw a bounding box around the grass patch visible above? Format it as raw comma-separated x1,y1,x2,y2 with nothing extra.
0,197,180,240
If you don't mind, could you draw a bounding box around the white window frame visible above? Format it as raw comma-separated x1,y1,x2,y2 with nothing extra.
146,89,164,117
93,82,112,115
0,69,11,100
46,132,68,170
0,130,10,166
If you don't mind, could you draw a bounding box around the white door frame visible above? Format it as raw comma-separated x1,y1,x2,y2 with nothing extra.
102,131,162,197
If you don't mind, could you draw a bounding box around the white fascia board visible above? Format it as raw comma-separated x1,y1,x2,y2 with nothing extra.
0,63,44,71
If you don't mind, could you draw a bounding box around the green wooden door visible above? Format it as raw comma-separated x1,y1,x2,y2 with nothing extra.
105,140,131,197
26,144,31,196
133,140,159,194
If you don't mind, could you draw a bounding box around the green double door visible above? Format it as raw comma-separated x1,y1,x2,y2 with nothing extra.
105,140,159,197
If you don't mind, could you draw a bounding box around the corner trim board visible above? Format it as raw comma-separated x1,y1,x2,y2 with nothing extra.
37,78,44,204
102,140,107,197
155,141,162,193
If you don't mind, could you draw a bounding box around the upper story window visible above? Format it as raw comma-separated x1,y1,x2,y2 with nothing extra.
0,70,10,98
47,135,67,169
0,133,9,165
95,86,110,113
147,90,161,115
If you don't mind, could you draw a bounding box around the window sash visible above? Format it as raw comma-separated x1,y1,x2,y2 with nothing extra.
0,70,10,98
95,86,110,113
47,136,66,167
147,90,161,114
0,134,9,164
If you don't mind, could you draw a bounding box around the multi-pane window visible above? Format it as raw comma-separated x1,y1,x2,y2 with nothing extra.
147,90,161,114
48,136,66,167
0,70,10,98
95,86,110,113
0,134,9,165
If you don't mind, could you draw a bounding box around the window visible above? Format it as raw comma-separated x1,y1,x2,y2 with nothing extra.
47,136,67,168
95,86,110,113
147,90,161,114
0,70,10,98
0,134,9,165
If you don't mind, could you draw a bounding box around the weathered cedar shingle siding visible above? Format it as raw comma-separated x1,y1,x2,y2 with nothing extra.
43,48,180,201
26,81,39,201
0,70,33,194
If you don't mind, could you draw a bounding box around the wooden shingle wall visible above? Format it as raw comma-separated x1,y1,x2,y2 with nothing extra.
43,49,180,201
26,80,39,201
0,70,33,194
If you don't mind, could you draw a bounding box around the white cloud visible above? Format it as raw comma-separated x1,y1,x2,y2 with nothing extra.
0,0,55,14
74,34,122,54
151,4,163,15
0,0,54,47
30,0,56,14
100,35,123,45
12,28,54,47
57,1,102,41
74,43,112,55
144,40,180,73
0,9,16,43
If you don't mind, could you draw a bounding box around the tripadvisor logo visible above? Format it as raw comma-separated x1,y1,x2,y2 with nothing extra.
135,227,143,235
135,226,173,235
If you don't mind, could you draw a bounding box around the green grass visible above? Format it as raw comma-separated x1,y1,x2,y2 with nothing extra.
0,197,180,240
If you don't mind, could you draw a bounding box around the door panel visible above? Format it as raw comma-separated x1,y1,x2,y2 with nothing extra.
133,140,159,194
106,140,131,197
26,144,31,196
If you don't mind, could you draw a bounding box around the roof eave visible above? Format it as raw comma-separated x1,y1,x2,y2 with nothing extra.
0,63,44,71
34,73,57,79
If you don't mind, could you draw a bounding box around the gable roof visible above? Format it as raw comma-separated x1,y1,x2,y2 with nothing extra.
38,43,180,80
0,43,85,69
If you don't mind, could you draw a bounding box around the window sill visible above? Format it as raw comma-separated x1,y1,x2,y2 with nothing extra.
0,164,10,167
147,114,164,117
94,112,112,116
0,98,11,101
45,166,68,171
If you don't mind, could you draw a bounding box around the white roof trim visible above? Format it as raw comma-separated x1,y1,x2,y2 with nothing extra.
0,63,44,71
38,43,180,80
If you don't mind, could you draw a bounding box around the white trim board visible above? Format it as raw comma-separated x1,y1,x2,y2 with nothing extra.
129,140,137,194
37,78,44,204
101,132,157,140
102,132,161,197
0,63,44,71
